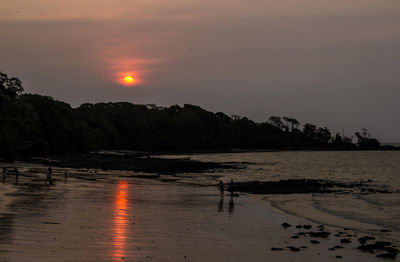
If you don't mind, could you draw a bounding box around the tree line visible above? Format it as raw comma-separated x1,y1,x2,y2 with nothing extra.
0,71,381,161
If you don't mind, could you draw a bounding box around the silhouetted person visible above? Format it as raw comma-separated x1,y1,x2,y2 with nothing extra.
218,196,224,212
229,195,235,213
14,168,19,184
47,166,53,185
218,181,224,197
2,167,6,183
228,179,235,196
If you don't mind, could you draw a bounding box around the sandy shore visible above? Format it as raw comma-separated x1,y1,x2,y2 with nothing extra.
0,163,397,261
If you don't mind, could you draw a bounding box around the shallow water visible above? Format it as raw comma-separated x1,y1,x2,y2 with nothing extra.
1,167,383,261
161,151,400,241
1,151,400,260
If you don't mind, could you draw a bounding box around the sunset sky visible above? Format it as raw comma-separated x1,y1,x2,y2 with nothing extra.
1,0,399,141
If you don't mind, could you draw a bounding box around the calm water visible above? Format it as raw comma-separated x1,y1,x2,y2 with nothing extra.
3,168,378,262
0,151,399,261
161,151,400,235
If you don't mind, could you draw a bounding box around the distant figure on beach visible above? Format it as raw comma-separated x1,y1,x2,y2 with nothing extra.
2,167,6,183
47,166,53,185
14,168,19,184
218,181,224,196
229,179,235,196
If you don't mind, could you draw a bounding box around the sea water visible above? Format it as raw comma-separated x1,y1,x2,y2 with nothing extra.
161,151,400,237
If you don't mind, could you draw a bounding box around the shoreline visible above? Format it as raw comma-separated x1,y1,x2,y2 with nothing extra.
2,146,400,164
0,162,398,260
264,194,400,245
0,166,396,261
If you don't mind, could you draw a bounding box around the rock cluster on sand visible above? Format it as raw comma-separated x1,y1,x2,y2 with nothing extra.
233,179,393,194
357,241,399,259
25,153,239,174
272,222,398,260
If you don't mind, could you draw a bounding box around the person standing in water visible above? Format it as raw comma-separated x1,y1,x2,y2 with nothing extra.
228,179,235,213
47,166,53,185
218,181,225,197
228,179,235,196
14,168,19,184
2,167,6,183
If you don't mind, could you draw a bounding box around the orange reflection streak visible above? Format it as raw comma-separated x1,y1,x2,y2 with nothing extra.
113,181,129,260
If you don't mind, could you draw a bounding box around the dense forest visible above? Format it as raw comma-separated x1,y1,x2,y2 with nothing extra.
0,71,382,161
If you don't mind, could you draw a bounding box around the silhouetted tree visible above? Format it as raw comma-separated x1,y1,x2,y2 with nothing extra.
355,130,380,148
0,72,41,161
0,71,384,159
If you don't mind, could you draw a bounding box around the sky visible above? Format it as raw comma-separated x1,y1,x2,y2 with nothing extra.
1,0,400,142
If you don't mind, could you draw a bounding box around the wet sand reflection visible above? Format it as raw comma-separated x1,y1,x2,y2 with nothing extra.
113,181,129,260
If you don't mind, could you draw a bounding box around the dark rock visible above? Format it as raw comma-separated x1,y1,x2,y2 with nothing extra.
300,246,308,249
358,236,375,244
384,247,399,254
282,222,291,229
209,178,394,195
334,246,344,249
287,246,301,252
328,248,335,251
27,153,235,174
340,238,352,244
373,241,392,249
380,229,392,233
296,225,302,229
232,179,343,194
376,253,397,259
310,240,320,244
291,235,299,239
303,225,312,230
358,245,375,253
358,241,393,253
376,190,391,193
271,247,284,251
310,231,331,238
336,256,343,259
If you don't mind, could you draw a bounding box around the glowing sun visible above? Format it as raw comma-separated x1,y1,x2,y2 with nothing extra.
123,75,134,84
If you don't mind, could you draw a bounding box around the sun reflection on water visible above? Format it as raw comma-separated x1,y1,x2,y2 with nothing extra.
113,181,129,260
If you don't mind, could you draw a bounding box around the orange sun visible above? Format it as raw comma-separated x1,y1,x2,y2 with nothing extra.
123,75,134,84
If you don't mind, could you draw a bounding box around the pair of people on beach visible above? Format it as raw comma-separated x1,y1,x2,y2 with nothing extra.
218,180,235,213
2,167,19,183
219,179,235,196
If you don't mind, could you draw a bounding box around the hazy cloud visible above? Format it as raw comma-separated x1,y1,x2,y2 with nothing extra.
0,0,399,141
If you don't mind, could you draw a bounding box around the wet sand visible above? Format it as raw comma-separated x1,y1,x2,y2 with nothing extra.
0,164,397,261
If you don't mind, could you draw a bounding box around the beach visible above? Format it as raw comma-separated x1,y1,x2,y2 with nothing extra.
0,156,399,261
